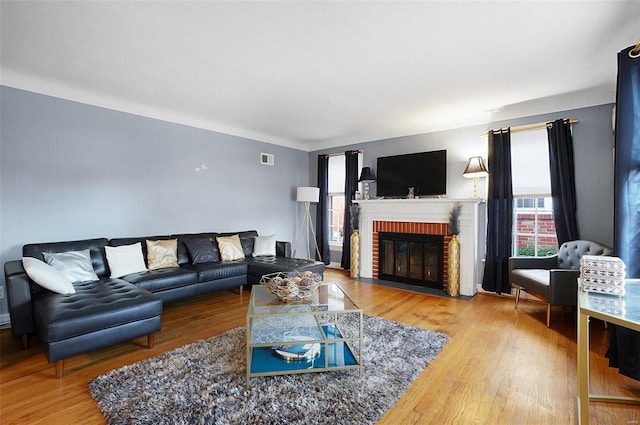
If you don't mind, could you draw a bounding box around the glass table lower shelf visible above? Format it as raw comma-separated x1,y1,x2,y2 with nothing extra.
245,283,363,386
249,325,359,375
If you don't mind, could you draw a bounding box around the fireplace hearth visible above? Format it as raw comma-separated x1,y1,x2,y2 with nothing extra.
379,232,444,289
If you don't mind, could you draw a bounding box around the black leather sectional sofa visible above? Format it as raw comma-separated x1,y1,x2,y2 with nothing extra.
3,230,324,377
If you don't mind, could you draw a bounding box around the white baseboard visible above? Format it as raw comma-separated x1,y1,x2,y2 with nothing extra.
327,262,342,269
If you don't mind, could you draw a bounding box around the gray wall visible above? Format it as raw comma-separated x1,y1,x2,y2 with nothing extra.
0,86,311,318
0,85,616,321
310,103,616,249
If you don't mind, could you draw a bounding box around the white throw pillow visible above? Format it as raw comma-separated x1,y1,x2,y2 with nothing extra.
22,257,75,294
43,249,99,283
216,235,245,261
252,234,276,257
105,242,148,278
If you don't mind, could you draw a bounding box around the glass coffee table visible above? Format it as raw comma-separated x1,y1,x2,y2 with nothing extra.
246,282,363,386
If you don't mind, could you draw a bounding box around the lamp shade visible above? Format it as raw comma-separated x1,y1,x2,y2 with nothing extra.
358,167,376,182
296,186,319,203
462,156,489,178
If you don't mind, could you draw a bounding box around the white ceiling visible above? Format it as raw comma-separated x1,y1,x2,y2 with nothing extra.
1,1,638,151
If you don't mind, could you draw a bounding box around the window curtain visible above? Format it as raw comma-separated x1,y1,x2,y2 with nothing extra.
614,44,640,278
482,129,513,294
340,151,359,269
315,155,330,264
608,43,640,382
547,119,579,245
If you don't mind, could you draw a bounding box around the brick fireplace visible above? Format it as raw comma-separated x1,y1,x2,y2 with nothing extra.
373,221,451,292
355,198,486,296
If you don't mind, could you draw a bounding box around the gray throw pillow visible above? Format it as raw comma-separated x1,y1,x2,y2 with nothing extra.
43,249,99,283
184,238,219,264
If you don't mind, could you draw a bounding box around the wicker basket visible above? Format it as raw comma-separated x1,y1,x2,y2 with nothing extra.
259,271,323,302
579,255,626,297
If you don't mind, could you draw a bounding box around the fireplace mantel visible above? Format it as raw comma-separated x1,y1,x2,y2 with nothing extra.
355,198,486,296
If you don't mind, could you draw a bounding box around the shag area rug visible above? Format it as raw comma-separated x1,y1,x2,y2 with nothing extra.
88,315,448,425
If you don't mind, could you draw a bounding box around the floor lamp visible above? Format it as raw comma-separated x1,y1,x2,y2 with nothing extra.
292,186,322,261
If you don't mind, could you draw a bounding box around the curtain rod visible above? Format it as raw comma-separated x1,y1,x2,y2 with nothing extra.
481,119,578,136
630,38,640,58
320,150,363,158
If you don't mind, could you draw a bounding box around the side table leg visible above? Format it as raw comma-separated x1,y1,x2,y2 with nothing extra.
577,311,590,425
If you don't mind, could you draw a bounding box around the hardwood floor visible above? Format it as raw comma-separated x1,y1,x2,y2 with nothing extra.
1,269,639,424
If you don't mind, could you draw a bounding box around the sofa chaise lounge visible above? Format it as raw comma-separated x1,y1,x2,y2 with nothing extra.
4,230,324,377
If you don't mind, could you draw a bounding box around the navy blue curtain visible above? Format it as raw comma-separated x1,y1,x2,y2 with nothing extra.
341,151,359,269
316,155,330,264
608,43,640,382
614,44,640,277
482,129,513,294
547,119,579,245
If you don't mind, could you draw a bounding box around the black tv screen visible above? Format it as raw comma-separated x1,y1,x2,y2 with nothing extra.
376,150,447,198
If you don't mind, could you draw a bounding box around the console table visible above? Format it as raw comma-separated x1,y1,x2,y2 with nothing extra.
577,279,640,424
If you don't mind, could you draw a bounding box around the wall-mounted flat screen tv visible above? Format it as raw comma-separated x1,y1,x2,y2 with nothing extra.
376,149,447,198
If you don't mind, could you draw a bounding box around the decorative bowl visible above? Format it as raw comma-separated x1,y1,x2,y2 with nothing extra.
259,271,323,302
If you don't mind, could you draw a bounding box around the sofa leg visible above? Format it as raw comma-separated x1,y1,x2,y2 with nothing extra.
147,333,155,349
546,304,551,328
55,360,64,379
19,335,29,350
239,285,243,296
514,287,521,309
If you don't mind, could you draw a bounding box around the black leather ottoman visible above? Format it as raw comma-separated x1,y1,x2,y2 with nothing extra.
32,278,162,378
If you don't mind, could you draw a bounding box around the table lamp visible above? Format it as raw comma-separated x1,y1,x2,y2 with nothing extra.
463,156,488,199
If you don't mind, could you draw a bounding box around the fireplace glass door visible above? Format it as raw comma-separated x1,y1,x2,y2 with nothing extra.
379,232,444,289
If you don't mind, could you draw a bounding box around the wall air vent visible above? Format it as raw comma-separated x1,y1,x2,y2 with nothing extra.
260,152,274,166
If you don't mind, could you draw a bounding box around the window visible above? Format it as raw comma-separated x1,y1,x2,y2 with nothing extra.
328,155,346,246
514,197,557,256
328,194,345,244
516,198,545,209
326,153,363,247
511,129,558,257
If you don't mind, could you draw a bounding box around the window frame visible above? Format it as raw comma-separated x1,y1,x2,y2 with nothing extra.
328,192,345,246
513,196,558,257
325,152,363,250
510,128,557,258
